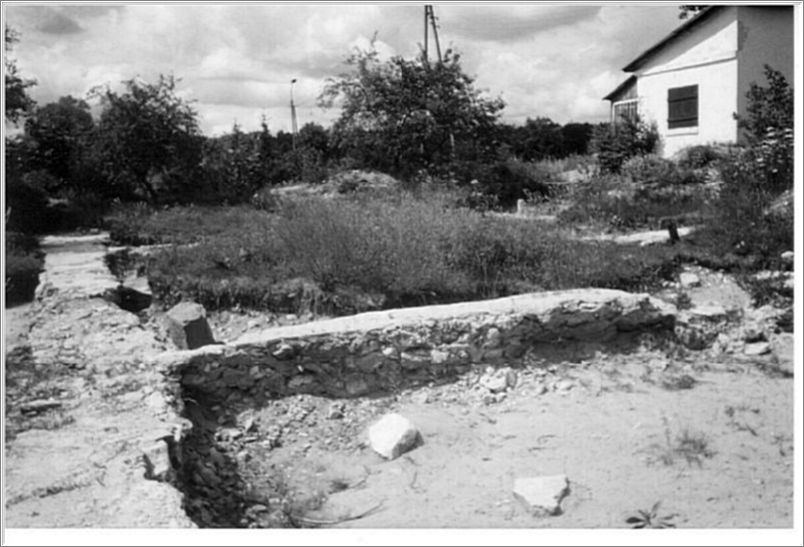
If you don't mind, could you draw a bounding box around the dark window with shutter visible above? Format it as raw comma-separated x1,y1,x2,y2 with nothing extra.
668,85,698,129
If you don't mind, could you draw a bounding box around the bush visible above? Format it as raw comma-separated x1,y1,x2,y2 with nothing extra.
445,158,552,209
621,154,701,187
708,149,793,267
699,66,794,269
676,145,723,170
558,175,713,231
5,251,43,306
590,116,659,174
5,179,52,234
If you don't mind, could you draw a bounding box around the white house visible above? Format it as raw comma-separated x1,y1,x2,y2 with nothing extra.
604,5,794,158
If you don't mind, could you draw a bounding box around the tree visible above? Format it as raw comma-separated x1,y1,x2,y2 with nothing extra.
320,44,504,176
678,6,708,19
90,74,203,202
561,122,594,156
4,26,36,125
738,65,793,144
24,96,94,188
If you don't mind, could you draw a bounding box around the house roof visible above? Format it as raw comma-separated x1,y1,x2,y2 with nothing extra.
603,75,637,102
622,6,722,72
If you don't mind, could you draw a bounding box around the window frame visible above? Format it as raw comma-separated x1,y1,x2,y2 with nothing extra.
667,84,699,129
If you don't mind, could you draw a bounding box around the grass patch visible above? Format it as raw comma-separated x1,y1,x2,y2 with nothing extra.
109,192,685,314
557,174,714,232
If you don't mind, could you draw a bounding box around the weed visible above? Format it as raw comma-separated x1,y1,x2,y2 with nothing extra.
647,417,715,467
625,501,677,529
674,291,693,310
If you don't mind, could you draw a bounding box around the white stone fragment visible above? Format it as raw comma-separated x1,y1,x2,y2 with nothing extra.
679,272,701,288
142,440,172,480
743,342,771,356
512,475,570,516
368,413,421,460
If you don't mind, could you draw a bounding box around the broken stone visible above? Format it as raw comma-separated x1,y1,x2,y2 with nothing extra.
770,333,794,375
103,282,152,313
272,343,297,360
429,349,450,365
327,402,345,419
368,413,421,460
744,342,771,356
19,399,62,415
483,327,502,349
480,367,517,393
381,346,399,359
142,440,172,480
164,302,216,350
553,379,574,392
512,475,570,516
679,272,701,288
534,382,549,395
741,324,766,343
411,390,431,404
688,305,728,321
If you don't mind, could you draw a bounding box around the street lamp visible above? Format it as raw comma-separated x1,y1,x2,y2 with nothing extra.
290,78,298,151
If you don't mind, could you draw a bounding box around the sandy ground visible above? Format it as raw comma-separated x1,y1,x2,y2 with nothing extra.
231,354,793,529
3,233,797,535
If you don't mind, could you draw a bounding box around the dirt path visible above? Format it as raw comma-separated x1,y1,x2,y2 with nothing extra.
4,233,192,528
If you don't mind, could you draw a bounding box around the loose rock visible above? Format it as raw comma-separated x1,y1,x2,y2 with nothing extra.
744,342,771,356
769,333,794,376
512,475,570,516
368,413,421,460
164,302,216,350
480,367,517,393
679,272,701,288
142,440,173,480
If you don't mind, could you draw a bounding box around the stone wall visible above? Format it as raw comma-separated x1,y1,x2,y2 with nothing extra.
153,289,676,414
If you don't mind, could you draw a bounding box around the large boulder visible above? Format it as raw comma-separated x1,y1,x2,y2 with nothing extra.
164,302,216,350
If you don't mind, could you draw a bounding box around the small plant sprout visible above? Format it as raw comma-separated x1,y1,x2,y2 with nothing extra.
626,501,677,529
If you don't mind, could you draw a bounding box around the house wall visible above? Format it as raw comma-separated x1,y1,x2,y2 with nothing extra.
736,6,795,136
636,7,740,157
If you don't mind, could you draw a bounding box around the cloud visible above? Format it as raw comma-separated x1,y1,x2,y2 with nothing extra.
444,5,603,43
4,3,687,134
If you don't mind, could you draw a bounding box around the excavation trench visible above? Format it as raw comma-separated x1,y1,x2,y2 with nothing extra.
153,290,678,527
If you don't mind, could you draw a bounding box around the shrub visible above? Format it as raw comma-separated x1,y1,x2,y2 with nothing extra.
445,158,553,209
709,149,793,267
558,175,712,231
621,154,701,187
701,67,794,269
676,145,723,170
590,116,659,174
5,179,52,234
5,251,43,306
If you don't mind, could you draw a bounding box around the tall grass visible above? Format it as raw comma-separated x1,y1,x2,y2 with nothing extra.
111,192,683,314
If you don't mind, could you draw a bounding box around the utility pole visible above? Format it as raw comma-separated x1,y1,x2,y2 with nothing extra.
424,5,429,63
290,78,298,151
424,5,442,64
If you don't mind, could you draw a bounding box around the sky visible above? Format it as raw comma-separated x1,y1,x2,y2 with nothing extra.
3,2,688,136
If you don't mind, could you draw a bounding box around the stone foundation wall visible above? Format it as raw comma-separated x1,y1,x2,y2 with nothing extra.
153,289,676,414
